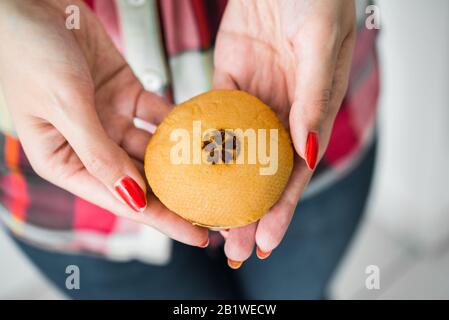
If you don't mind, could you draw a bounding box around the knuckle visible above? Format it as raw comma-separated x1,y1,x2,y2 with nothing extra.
82,148,127,185
85,157,105,175
83,152,108,176
47,83,93,120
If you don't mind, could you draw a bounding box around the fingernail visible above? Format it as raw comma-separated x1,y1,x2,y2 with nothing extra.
305,132,318,170
256,246,272,260
114,176,147,212
198,238,209,248
227,259,243,269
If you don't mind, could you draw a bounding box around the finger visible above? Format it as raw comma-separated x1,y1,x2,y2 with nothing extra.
316,33,356,164
289,27,351,170
58,165,209,247
256,157,311,253
135,90,172,125
131,158,145,177
143,193,209,247
125,90,171,160
213,71,239,90
325,30,356,125
50,90,148,213
224,222,257,269
122,127,152,161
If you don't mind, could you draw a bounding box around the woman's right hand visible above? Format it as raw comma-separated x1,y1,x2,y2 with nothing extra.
0,0,209,247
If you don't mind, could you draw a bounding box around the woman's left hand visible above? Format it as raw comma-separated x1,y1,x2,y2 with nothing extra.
213,0,356,267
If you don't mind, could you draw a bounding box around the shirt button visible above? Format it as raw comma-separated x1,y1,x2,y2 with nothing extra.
141,70,164,92
127,0,146,7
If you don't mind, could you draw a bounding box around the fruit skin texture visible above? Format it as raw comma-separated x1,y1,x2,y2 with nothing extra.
144,90,293,228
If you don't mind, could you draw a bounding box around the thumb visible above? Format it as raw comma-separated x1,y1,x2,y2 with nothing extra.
52,92,147,213
289,38,340,171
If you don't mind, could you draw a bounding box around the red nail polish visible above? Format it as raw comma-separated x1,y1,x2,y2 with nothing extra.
256,246,272,260
114,176,147,212
305,132,318,170
227,259,243,269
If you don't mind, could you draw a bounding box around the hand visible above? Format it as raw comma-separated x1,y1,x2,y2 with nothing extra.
214,0,356,266
0,0,208,246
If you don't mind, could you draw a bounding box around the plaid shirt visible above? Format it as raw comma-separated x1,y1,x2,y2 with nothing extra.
0,0,379,263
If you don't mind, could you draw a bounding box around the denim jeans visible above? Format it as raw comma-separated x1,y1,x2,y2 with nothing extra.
12,142,376,299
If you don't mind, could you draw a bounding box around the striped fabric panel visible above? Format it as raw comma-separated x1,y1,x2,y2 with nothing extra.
115,0,169,96
158,0,202,55
158,0,226,55
93,0,123,53
169,50,214,103
0,134,78,231
190,0,212,49
0,135,29,234
190,0,226,50
25,176,75,230
157,0,225,104
0,134,4,172
156,0,226,104
0,88,15,136
84,0,94,9
73,197,116,234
